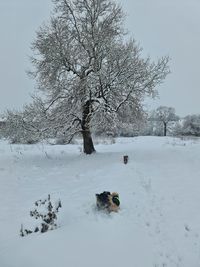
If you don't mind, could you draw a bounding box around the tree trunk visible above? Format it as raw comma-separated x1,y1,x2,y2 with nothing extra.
81,100,95,154
163,122,167,136
82,130,95,154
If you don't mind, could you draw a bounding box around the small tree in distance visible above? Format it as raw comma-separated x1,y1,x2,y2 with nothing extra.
150,106,179,136
22,0,169,153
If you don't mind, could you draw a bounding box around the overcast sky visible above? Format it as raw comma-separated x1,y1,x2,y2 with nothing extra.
0,0,200,117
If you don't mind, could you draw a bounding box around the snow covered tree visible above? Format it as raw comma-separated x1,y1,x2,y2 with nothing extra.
150,106,179,136
180,114,200,136
2,109,39,144
29,0,169,154
2,98,49,144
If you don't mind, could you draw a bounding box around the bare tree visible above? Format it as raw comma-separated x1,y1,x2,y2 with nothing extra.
29,0,170,154
150,106,179,136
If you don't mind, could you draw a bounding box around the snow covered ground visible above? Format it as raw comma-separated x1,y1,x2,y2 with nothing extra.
0,136,200,267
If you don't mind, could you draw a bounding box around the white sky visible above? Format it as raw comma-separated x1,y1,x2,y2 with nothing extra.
0,0,200,117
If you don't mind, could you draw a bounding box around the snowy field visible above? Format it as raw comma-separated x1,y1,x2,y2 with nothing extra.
0,136,200,267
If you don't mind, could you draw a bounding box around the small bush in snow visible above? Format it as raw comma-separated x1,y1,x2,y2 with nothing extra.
20,194,62,237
